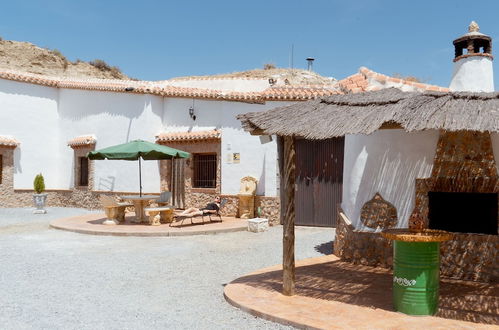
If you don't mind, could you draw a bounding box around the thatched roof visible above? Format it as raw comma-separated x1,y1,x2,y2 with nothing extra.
237,88,499,139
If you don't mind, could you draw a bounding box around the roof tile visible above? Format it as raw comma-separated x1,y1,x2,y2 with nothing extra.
156,130,221,142
67,135,96,148
0,67,449,102
0,135,20,148
0,69,339,103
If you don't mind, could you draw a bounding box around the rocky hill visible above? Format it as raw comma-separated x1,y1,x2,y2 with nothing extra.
173,67,336,86
0,39,130,80
0,38,335,86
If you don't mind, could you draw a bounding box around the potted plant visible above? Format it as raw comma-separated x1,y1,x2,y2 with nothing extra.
33,173,48,214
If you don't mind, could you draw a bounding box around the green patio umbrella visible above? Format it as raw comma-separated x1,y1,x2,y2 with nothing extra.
87,139,190,196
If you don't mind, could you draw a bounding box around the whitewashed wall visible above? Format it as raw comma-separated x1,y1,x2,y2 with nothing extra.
449,57,494,92
163,98,288,196
342,129,439,230
0,77,286,196
58,89,164,192
0,79,59,189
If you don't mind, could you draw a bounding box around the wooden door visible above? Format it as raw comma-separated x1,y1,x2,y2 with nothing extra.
171,158,185,209
295,138,344,227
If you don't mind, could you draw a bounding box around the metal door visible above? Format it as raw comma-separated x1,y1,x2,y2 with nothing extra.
295,137,344,227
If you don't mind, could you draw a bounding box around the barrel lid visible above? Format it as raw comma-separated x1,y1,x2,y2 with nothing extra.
382,229,454,242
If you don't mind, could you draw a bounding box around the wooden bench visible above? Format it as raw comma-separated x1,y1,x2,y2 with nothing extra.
100,195,133,225
144,206,174,226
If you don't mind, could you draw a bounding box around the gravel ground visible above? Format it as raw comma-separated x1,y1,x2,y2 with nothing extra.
0,208,335,330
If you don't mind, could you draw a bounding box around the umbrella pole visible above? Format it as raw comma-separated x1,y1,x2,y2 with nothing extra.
139,157,143,197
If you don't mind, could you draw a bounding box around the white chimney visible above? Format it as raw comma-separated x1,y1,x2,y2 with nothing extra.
449,21,494,92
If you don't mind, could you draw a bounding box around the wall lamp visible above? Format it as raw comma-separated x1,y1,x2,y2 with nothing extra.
189,106,196,121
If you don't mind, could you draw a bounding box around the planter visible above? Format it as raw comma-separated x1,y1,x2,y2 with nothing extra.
33,193,48,214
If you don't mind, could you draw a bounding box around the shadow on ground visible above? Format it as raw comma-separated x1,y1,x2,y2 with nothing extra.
314,241,334,255
232,259,499,325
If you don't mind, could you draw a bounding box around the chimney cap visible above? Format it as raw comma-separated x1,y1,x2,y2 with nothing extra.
469,21,479,33
452,21,493,62
454,21,491,44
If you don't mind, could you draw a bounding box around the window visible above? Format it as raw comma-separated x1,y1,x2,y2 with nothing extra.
79,157,89,186
192,154,216,188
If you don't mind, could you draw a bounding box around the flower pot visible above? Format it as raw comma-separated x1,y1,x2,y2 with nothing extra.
33,193,48,214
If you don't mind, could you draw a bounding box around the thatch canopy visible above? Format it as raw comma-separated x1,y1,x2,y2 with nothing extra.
237,88,499,139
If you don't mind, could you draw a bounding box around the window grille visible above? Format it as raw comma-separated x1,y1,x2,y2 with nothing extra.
193,154,216,188
79,157,89,186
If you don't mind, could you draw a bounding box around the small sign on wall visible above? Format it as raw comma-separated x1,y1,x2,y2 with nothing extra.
226,152,241,164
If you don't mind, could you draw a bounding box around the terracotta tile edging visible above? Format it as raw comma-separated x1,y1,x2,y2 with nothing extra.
223,288,321,330
49,214,248,237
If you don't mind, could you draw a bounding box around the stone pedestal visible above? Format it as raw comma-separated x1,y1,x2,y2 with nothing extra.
248,218,269,232
237,176,258,219
238,194,255,219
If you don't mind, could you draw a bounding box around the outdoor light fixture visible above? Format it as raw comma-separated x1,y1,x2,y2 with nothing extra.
189,106,196,121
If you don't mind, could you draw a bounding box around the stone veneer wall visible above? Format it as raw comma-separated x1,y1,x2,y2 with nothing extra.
440,233,498,282
335,212,498,282
72,145,95,190
3,185,281,225
0,146,16,204
334,131,499,283
158,139,221,208
190,194,280,225
334,212,393,268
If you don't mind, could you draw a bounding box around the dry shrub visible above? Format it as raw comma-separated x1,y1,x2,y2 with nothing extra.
90,59,123,77
89,59,111,70
392,72,425,83
263,63,276,70
51,49,68,69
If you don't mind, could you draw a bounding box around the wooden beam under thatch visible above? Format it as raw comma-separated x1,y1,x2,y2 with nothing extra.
282,136,296,296
237,88,499,139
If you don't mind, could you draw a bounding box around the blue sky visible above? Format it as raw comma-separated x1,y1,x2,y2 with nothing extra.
1,0,499,88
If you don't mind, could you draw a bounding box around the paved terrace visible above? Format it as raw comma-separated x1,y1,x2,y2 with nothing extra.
225,256,498,329
50,213,248,236
0,207,332,329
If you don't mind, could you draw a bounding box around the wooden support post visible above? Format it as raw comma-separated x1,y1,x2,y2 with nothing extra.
282,136,296,296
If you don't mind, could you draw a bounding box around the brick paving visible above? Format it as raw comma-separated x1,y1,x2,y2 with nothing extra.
224,255,499,329
50,213,248,236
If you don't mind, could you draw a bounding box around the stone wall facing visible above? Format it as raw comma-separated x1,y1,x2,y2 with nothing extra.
334,212,498,282
158,139,221,208
440,233,498,282
185,193,280,225
334,212,393,268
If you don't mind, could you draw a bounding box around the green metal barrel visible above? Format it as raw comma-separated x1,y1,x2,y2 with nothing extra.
393,241,440,315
